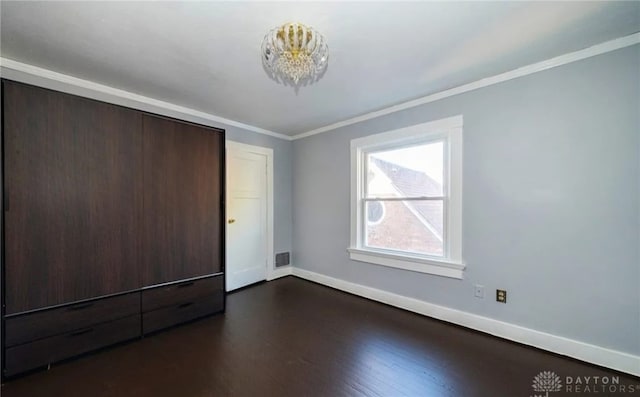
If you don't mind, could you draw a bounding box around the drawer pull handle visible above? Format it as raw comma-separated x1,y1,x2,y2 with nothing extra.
68,328,94,337
178,302,194,309
68,302,94,311
177,282,195,289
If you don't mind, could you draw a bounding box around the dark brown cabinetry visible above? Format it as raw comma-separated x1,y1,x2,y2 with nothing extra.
5,315,142,377
142,115,223,285
3,292,142,377
5,293,140,347
3,82,143,314
1,80,226,378
142,275,224,334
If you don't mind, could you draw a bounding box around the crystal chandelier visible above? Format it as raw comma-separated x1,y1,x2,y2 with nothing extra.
261,22,329,85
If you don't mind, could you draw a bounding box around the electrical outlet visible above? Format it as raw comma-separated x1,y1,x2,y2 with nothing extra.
474,284,485,298
496,289,507,303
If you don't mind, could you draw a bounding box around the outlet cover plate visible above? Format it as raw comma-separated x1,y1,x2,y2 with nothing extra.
496,289,507,303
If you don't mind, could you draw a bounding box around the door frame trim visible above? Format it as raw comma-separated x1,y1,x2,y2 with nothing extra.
225,140,275,285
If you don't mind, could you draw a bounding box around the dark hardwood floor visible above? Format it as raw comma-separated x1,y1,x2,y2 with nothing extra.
2,277,638,397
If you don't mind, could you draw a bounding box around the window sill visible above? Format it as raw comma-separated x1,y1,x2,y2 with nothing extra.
347,247,465,279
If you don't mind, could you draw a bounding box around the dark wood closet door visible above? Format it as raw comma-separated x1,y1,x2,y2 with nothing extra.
3,81,143,314
142,115,223,286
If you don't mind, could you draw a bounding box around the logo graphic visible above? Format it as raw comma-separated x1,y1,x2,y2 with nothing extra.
532,371,563,397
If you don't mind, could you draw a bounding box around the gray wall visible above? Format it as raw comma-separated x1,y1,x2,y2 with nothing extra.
292,45,640,355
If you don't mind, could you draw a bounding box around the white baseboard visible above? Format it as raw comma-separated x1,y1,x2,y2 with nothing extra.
267,266,293,281
291,267,640,377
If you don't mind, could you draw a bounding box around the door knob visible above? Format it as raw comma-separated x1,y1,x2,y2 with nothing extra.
228,219,236,224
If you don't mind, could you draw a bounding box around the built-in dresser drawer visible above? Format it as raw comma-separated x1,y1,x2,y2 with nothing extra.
5,293,141,347
4,315,141,377
142,275,223,312
142,292,223,335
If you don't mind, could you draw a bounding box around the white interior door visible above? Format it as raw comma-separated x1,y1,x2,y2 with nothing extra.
226,144,268,291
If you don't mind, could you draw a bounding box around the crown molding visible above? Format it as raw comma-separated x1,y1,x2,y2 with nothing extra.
292,32,640,141
2,31,638,142
0,57,292,141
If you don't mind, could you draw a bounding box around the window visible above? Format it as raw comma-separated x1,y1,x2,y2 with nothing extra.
348,116,464,279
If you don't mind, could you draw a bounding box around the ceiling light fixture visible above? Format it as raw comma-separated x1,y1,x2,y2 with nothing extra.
261,22,329,85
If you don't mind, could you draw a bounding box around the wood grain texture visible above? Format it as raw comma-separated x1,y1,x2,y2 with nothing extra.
2,278,638,396
142,275,223,312
141,114,223,286
3,81,143,314
5,293,140,347
142,293,223,334
4,315,141,377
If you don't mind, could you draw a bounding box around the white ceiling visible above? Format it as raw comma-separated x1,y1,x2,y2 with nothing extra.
1,2,639,136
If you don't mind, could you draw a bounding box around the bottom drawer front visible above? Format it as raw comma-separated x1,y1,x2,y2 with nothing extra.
4,315,141,377
5,293,140,347
143,293,223,334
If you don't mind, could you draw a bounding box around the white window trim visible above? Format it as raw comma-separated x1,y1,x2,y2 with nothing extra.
348,115,465,279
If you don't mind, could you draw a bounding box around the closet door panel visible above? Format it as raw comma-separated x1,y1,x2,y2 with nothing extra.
3,81,143,314
142,115,222,286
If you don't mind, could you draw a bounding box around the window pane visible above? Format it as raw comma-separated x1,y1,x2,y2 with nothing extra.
367,141,444,198
365,200,444,257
